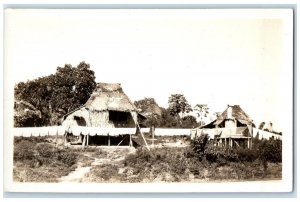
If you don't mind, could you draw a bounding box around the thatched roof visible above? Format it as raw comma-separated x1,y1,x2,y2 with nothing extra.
214,105,252,126
84,83,136,112
200,105,252,129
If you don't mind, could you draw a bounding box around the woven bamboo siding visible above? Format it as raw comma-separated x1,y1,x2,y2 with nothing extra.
89,111,112,127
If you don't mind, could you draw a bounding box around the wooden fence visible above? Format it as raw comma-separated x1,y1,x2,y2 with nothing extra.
13,126,192,137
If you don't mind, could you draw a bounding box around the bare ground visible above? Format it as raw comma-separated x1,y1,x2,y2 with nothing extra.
59,147,136,183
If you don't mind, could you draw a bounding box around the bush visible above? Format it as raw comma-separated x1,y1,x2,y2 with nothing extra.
235,148,258,162
192,134,209,154
36,143,54,158
14,138,78,168
57,149,78,167
14,140,36,161
191,137,282,165
257,139,282,163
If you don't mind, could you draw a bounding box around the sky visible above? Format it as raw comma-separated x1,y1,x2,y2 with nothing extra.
4,9,293,132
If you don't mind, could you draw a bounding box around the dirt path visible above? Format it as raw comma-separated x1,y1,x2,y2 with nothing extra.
59,147,136,183
60,166,91,183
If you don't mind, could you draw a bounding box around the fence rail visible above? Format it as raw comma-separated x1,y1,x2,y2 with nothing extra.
13,126,192,137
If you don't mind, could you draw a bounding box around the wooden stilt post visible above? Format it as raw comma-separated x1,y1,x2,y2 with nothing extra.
129,135,133,147
247,138,250,149
151,125,155,147
87,134,89,147
82,135,86,149
128,105,150,151
55,128,58,146
250,123,253,149
107,133,110,146
64,132,67,146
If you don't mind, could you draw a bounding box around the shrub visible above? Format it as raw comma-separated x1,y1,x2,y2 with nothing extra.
13,140,36,161
14,138,79,168
57,149,78,167
36,143,54,158
192,134,209,154
258,139,282,163
235,148,258,162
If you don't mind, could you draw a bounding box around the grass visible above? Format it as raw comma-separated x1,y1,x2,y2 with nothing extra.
84,146,281,183
13,137,282,183
13,137,79,182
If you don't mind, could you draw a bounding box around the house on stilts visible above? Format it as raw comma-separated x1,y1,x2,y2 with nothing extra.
61,82,147,147
192,105,254,149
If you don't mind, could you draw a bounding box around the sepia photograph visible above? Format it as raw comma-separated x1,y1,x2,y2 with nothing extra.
3,8,294,193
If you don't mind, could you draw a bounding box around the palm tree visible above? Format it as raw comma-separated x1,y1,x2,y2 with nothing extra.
194,104,209,127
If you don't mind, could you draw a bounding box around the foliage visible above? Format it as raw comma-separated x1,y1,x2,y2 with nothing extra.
258,122,265,129
56,149,78,167
181,115,198,128
191,137,282,167
134,98,162,127
134,97,197,128
13,140,36,162
234,148,258,162
14,61,96,126
167,94,192,118
158,108,179,128
13,137,78,168
194,104,209,126
192,134,209,154
14,100,42,127
256,139,282,163
134,97,159,114
121,146,281,182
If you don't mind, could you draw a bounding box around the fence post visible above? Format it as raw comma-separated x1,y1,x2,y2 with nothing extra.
151,126,155,147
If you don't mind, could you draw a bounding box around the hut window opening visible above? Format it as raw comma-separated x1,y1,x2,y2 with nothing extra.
109,111,129,122
74,116,87,126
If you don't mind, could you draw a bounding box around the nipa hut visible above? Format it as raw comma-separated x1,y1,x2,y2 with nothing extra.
196,105,254,149
62,83,146,147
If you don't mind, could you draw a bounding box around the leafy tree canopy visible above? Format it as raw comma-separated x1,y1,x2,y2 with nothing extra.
14,61,96,126
194,104,209,126
134,97,159,114
167,94,192,117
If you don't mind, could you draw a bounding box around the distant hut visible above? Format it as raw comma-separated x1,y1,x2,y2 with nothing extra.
199,105,254,149
62,83,146,146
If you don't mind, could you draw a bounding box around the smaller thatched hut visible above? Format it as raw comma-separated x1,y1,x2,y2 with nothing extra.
196,105,254,149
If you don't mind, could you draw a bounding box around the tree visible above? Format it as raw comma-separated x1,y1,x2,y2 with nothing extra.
194,104,209,126
158,108,179,128
134,98,159,114
167,94,192,126
14,100,42,127
181,115,198,128
258,122,265,130
134,98,163,127
167,94,192,117
50,61,96,114
14,61,96,126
